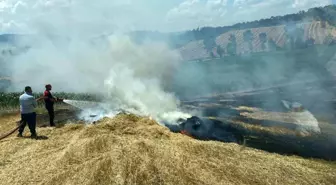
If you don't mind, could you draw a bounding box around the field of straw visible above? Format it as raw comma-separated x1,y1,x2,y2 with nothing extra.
0,112,335,185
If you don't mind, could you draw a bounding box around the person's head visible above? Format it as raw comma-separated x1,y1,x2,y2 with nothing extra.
24,86,32,94
45,84,52,91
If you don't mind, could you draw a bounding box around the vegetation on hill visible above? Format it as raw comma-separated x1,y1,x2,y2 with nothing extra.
179,20,336,60
178,5,336,47
129,5,336,60
131,5,336,47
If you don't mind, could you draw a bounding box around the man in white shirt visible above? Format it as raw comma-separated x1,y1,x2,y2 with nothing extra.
18,86,42,139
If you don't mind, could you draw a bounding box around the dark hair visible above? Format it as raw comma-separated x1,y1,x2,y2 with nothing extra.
45,84,51,89
24,86,31,92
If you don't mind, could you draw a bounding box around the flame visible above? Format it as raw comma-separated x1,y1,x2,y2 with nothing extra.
180,130,193,138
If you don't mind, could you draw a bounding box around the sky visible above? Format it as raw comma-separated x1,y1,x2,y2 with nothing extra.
0,0,334,34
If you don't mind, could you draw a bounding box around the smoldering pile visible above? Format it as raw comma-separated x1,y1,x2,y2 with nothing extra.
62,98,242,144
63,98,320,142
164,116,244,143
64,97,321,136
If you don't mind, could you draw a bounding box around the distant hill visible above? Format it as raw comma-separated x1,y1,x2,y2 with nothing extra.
179,21,336,61
131,5,336,61
0,34,18,43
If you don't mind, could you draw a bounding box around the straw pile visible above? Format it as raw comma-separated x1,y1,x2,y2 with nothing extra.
0,113,335,185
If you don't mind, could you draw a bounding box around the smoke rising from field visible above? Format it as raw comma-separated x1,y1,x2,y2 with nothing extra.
2,0,336,126
16,35,190,123
2,0,193,123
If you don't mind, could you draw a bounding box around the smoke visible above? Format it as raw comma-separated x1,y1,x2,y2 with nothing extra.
62,99,120,122
2,0,336,127
1,0,193,124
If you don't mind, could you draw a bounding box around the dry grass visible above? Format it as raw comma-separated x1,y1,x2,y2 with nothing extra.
0,113,335,185
212,117,299,137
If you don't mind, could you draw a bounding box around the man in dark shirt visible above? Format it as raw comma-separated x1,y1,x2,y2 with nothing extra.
43,84,63,127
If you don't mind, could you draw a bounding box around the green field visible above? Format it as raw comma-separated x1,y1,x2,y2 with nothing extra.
0,92,100,111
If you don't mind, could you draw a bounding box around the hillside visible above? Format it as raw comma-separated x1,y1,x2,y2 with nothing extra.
126,5,336,61
0,112,335,185
179,21,336,61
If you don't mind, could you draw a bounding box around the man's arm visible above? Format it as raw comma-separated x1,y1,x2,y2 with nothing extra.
36,96,44,102
30,96,38,108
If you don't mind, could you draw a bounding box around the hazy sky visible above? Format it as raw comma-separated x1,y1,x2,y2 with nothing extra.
0,0,334,34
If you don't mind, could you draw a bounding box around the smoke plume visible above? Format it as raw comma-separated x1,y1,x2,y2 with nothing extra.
2,0,336,126
2,0,192,124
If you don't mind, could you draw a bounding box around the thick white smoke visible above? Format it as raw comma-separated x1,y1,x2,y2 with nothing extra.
3,0,192,124
15,34,191,124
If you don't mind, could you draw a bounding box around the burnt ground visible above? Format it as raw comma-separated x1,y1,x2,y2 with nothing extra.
178,103,336,161
34,104,84,128
36,109,79,128
179,85,336,161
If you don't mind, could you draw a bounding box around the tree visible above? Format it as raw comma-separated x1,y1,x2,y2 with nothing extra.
243,30,254,51
321,21,327,28
203,36,216,54
259,33,267,50
284,23,307,49
227,34,237,56
284,22,296,50
267,38,278,51
323,34,334,45
306,38,315,47
216,45,225,58
293,27,306,49
210,51,215,58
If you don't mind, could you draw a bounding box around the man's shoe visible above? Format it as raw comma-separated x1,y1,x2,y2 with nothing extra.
30,134,38,139
17,133,23,137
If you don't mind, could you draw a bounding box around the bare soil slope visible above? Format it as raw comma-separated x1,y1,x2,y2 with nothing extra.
0,113,335,185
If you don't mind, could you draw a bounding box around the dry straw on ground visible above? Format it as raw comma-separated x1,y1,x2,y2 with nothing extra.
0,113,335,185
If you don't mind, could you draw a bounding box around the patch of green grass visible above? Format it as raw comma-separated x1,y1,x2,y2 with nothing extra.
0,92,100,111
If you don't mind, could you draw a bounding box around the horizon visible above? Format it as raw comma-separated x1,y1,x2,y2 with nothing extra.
0,0,335,35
